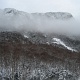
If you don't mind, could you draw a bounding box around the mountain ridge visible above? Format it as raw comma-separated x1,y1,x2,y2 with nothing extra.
0,8,73,19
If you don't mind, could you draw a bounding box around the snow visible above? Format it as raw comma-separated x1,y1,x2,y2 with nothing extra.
24,35,29,38
0,8,72,20
52,38,77,52
0,59,75,80
45,12,73,19
46,42,50,45
44,35,47,38
30,67,73,80
4,8,18,14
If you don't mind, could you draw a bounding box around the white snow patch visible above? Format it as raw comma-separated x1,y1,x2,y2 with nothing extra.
44,35,47,38
24,35,29,38
52,38,77,52
46,42,50,45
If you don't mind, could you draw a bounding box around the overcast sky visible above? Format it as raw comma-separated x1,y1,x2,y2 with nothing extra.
0,0,80,17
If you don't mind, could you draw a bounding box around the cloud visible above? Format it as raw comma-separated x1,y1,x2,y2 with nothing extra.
0,0,80,36
0,9,79,36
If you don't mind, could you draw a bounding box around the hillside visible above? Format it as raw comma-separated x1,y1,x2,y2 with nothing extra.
0,32,79,80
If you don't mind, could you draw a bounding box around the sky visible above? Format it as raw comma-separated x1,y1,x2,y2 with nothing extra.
0,0,80,17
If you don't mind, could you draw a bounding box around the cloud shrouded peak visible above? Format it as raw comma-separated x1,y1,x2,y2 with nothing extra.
0,8,79,36
4,8,18,14
1,8,73,19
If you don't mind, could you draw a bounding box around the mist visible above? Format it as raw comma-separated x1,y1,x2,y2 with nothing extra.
0,9,80,36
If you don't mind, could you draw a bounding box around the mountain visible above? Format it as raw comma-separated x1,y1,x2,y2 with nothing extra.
23,31,80,52
2,8,73,19
0,8,74,32
0,8,80,80
0,31,79,80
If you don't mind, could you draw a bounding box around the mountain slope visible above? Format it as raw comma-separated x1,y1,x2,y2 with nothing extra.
0,8,79,80
0,31,79,80
22,31,80,52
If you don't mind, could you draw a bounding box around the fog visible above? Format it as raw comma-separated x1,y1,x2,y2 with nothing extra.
0,10,80,36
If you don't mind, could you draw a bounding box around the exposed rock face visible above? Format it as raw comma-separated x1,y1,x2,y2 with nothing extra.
0,31,79,80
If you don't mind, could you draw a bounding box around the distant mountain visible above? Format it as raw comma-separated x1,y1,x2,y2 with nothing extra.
1,8,73,19
0,8,74,31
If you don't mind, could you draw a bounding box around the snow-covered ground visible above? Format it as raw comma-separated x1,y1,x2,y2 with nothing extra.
24,35,29,38
52,38,77,52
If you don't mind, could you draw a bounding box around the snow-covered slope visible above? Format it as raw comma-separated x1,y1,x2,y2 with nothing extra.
22,32,80,52
0,31,79,80
0,8,79,80
0,31,79,52
52,38,77,52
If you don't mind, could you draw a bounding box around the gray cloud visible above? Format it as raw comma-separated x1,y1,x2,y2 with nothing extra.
0,9,79,36
0,0,80,36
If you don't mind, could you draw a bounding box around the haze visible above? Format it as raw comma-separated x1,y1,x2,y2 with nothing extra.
0,0,80,36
